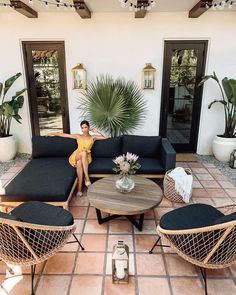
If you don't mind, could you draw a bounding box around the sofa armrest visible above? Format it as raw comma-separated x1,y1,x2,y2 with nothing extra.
161,138,176,172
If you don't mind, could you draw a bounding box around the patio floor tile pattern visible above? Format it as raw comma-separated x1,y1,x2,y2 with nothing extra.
0,160,236,294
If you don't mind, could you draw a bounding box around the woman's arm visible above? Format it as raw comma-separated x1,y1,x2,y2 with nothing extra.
91,127,108,141
49,132,78,139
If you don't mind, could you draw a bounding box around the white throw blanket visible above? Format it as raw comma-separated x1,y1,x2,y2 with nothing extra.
168,167,193,203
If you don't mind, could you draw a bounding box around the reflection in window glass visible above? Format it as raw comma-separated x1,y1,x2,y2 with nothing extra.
167,49,198,144
32,50,62,136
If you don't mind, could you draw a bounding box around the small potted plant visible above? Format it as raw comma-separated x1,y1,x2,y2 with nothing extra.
113,152,141,193
0,73,26,162
199,72,236,162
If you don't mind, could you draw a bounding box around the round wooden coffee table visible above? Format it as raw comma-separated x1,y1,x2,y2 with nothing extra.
87,175,163,231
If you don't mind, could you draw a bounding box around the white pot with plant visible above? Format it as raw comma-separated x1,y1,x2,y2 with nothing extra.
0,73,26,162
199,72,236,162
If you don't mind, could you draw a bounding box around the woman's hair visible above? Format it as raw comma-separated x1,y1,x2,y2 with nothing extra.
80,120,90,127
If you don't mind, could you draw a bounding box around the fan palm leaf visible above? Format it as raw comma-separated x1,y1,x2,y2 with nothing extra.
79,75,147,137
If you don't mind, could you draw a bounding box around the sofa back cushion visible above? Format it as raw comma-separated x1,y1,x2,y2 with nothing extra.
91,137,122,158
122,135,161,158
32,136,77,158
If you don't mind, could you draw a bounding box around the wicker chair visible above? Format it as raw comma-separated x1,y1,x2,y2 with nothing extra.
149,203,236,295
0,201,84,295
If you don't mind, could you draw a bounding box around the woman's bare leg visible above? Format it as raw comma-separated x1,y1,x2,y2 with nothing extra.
79,151,90,183
76,159,83,193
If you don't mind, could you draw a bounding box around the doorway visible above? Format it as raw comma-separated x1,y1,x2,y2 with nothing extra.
22,41,70,136
160,40,208,152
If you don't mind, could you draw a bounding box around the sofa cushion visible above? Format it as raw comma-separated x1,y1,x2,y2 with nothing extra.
11,201,74,226
88,157,164,174
122,135,161,158
1,158,76,202
32,136,77,158
160,204,224,230
91,137,122,158
89,158,115,174
136,158,165,174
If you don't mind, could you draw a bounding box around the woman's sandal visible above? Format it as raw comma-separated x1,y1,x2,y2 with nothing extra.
76,191,83,197
85,181,91,187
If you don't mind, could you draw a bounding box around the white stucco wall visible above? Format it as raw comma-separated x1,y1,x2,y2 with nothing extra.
0,11,235,154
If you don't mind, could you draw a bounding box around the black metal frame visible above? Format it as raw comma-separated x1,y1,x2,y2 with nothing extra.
66,233,85,250
200,267,208,295
159,40,208,152
149,235,170,254
96,208,144,231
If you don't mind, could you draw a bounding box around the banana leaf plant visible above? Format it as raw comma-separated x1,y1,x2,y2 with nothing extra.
78,75,147,137
199,72,236,138
0,73,26,137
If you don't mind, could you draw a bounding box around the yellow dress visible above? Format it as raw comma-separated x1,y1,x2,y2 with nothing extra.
69,135,94,167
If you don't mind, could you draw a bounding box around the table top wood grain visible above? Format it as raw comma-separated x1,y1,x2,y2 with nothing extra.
87,176,163,215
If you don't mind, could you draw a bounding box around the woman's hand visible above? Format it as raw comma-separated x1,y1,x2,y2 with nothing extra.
90,127,98,133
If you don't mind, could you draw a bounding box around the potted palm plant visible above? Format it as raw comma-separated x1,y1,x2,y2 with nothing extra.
0,73,26,162
199,72,236,162
79,75,147,136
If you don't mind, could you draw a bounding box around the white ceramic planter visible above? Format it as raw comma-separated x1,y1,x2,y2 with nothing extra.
212,135,236,163
0,135,17,162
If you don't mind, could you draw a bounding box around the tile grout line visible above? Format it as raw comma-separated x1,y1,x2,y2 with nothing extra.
131,219,139,295
66,197,89,295
101,211,109,295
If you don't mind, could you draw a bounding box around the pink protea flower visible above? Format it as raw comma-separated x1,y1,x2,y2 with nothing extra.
113,155,125,165
126,152,139,162
120,161,130,173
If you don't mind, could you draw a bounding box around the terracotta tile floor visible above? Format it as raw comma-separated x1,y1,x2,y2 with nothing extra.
0,160,236,294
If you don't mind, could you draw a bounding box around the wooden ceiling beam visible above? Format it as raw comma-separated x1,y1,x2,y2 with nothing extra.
73,0,91,19
135,0,148,18
10,0,38,18
189,0,212,18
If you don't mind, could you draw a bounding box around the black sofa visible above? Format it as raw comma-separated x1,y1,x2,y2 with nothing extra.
0,135,176,209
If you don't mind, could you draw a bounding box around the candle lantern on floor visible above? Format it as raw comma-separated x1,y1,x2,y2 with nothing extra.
229,149,236,168
112,240,129,284
142,63,156,89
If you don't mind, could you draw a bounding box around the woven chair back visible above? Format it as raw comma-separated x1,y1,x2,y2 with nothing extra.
0,218,75,266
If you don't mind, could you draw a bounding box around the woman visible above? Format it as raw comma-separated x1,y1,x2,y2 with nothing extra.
51,120,107,196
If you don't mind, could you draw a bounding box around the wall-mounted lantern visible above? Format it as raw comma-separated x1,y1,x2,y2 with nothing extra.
72,63,87,90
112,240,129,284
142,63,156,89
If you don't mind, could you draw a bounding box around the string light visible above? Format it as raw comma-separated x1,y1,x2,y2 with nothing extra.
206,0,236,9
118,0,157,11
0,0,81,10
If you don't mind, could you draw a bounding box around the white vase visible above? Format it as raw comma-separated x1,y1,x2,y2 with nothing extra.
0,135,17,162
115,175,135,193
212,135,236,163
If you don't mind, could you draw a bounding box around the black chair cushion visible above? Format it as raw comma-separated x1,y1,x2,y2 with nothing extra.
214,212,236,225
160,204,225,230
1,158,76,202
11,201,74,226
91,137,122,158
0,212,21,221
122,135,161,158
32,136,77,158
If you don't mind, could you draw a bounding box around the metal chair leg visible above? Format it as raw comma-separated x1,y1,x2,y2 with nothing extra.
200,268,208,295
149,236,161,254
31,265,36,295
73,233,85,250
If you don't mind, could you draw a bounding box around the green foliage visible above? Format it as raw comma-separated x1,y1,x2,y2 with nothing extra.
0,73,26,137
78,75,147,137
199,72,236,138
